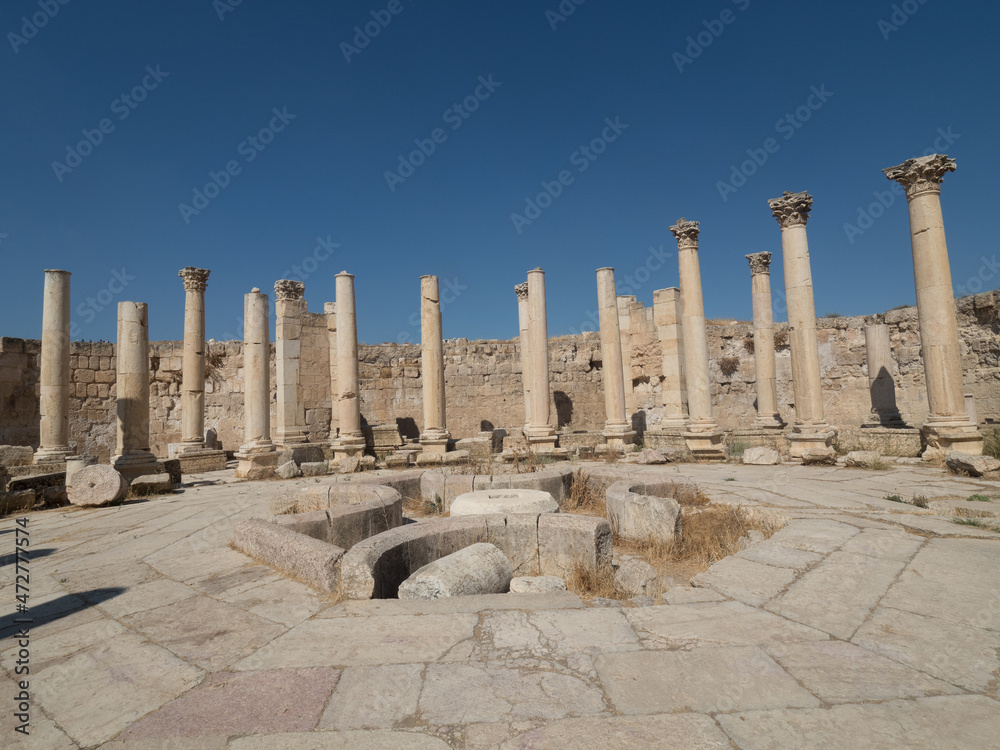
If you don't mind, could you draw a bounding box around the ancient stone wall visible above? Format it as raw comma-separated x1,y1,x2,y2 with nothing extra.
2,290,998,460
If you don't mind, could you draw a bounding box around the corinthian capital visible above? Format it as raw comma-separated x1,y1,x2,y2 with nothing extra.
745,252,772,275
883,154,956,200
514,282,529,300
768,191,813,229
179,267,210,293
669,218,700,248
274,279,305,302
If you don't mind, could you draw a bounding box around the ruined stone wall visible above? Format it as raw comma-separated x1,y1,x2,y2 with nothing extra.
2,290,998,460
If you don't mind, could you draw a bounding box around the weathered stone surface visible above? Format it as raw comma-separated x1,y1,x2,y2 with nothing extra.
510,576,567,594
635,449,668,465
845,450,882,468
767,519,859,554
613,558,659,597
717,695,1000,750
596,646,820,714
232,519,345,593
0,445,34,466
605,479,681,542
0,489,35,515
451,489,559,517
743,446,780,465
663,586,727,604
230,731,451,749
691,557,797,606
319,664,423,730
500,713,734,749
274,487,402,550
276,460,302,479
398,543,512,600
300,461,329,477
946,452,1000,477
537,513,613,578
129,473,174,495
735,540,824,571
67,464,127,507
801,450,837,465
442,449,470,466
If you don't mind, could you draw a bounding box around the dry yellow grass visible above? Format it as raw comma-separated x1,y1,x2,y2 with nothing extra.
561,474,606,515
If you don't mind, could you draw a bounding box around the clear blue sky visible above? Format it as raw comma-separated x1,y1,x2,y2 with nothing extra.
3,0,998,345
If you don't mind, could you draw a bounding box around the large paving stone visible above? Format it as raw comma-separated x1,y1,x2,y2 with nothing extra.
418,663,607,724
319,591,584,617
717,695,1000,749
229,731,451,749
662,586,726,604
767,640,962,703
734,540,824,571
94,578,196,619
121,594,285,671
625,601,829,649
765,550,906,639
500,713,733,749
319,664,423,730
767,519,860,554
839,528,924,561
117,668,341,740
690,557,797,606
236,614,477,669
852,606,1000,691
595,646,820,714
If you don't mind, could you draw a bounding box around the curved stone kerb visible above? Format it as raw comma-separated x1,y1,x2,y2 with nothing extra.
274,486,402,550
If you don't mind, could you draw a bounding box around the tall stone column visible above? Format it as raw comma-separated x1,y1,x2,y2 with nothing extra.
420,275,450,453
865,322,904,427
768,192,836,459
112,302,158,480
35,269,73,464
617,296,638,418
597,268,635,448
332,272,365,459
653,287,687,430
525,268,557,451
515,282,533,431
274,280,309,448
671,219,724,459
884,154,981,456
746,253,782,428
235,289,278,478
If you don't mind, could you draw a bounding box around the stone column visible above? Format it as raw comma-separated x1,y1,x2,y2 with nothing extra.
525,268,557,451
332,272,365,459
746,253,782,429
884,154,982,456
325,301,339,439
274,280,309,448
420,275,450,452
865,322,904,426
112,302,158,479
35,269,73,464
235,289,278,478
597,268,635,447
515,282,533,431
768,192,836,459
670,219,724,459
617,296,638,418
653,287,687,430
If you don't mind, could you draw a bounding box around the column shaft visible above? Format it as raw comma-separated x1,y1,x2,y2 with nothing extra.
274,280,308,446
36,269,72,463
597,269,633,445
653,287,687,427
515,283,533,428
179,268,209,446
865,323,903,425
333,272,365,457
241,290,273,451
113,302,157,473
746,253,781,427
526,268,556,447
420,275,449,451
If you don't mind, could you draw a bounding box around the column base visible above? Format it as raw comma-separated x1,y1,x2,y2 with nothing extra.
34,447,73,465
332,435,366,461
167,444,228,473
419,434,451,454
644,426,689,452
921,418,983,460
275,430,309,447
602,423,636,448
787,424,837,461
234,450,281,480
754,415,785,430
524,424,558,452
112,451,161,483
683,423,726,461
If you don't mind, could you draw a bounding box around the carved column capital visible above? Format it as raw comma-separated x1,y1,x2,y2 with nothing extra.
883,154,956,200
274,279,305,302
669,218,700,249
514,282,529,300
769,191,813,229
179,267,210,293
746,252,772,275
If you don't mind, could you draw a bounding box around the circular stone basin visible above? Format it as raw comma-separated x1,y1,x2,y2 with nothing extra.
450,489,559,517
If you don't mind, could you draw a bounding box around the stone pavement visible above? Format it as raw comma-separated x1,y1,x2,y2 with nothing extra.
2,462,999,749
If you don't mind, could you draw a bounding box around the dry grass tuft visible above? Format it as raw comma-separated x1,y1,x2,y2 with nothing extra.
567,560,617,600
403,494,447,518
562,475,606,515
719,356,740,378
